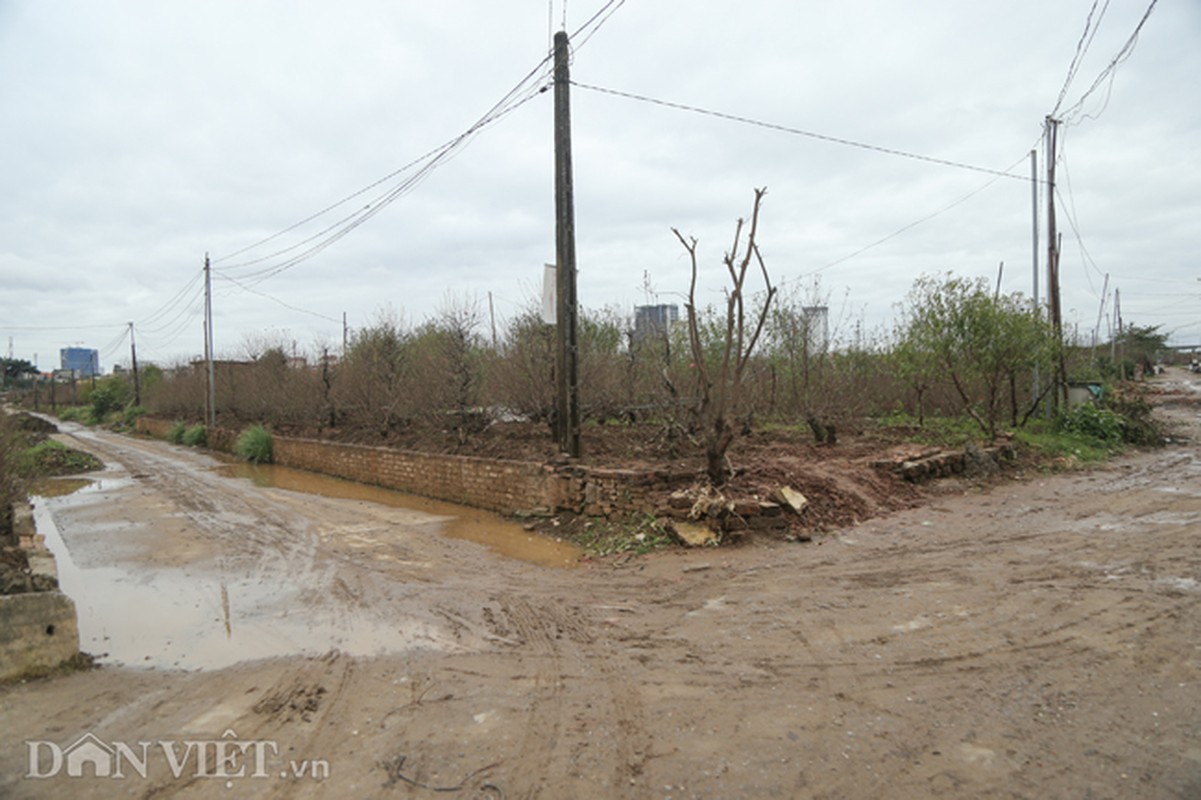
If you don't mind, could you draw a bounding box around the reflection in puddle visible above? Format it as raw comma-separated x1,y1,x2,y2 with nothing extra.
31,501,461,670
215,462,581,569
26,477,92,498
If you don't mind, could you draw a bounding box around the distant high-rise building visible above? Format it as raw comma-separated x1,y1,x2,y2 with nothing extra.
60,347,99,378
800,306,829,355
634,304,679,342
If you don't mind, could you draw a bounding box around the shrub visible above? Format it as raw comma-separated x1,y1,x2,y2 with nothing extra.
122,405,147,426
88,378,131,421
1057,403,1123,445
57,406,94,425
234,425,273,464
167,421,187,444
18,440,103,478
182,425,207,448
1107,384,1164,445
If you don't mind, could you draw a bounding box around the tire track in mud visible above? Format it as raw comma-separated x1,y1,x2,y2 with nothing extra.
493,595,651,798
134,651,355,799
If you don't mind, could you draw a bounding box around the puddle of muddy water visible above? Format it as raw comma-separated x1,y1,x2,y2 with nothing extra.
214,462,581,569
31,499,461,670
25,477,92,497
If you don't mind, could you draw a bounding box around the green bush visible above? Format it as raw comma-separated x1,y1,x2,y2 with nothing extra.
1057,403,1123,445
122,405,147,426
88,378,131,420
18,439,104,478
234,425,273,464
167,421,187,444
182,425,207,447
57,406,94,425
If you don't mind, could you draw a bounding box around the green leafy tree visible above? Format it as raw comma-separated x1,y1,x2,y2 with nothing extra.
1112,323,1168,377
898,274,1056,438
1,358,37,388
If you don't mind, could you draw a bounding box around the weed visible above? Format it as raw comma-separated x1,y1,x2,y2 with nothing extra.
1057,403,1123,445
18,440,104,478
1014,419,1119,466
234,425,273,464
56,406,94,425
566,513,676,557
182,424,207,448
877,412,983,447
167,421,187,444
122,405,147,426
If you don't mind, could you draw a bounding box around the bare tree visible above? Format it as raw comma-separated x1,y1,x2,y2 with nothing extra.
673,187,777,485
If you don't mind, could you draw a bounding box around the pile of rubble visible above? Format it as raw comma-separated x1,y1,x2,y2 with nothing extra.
654,484,811,546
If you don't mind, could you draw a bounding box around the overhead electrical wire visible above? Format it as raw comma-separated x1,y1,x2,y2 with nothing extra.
214,273,342,324
1052,0,1112,116
792,150,1034,281
98,326,130,360
213,54,559,285
137,273,206,335
211,0,630,291
572,82,1036,182
569,0,626,51
1059,0,1158,126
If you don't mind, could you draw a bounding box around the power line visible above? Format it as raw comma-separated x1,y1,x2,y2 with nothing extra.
785,150,1034,281
1060,0,1158,125
572,81,1036,182
569,0,626,51
213,50,560,284
214,273,342,324
1052,0,1112,115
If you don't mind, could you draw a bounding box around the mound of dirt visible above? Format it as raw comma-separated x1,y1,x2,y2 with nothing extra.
10,413,58,435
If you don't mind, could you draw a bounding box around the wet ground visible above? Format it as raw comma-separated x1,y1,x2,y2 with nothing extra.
2,372,1200,798
27,438,579,671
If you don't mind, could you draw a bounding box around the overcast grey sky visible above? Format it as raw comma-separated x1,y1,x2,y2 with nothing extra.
1,0,1197,371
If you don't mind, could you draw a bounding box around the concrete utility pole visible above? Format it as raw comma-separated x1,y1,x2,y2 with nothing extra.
1030,148,1042,414
204,254,216,429
1045,116,1067,410
128,322,141,406
553,30,581,458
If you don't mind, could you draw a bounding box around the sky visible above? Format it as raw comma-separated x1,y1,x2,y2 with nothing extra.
1,0,1198,372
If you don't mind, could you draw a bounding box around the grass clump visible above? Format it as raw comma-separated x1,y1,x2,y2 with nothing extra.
234,425,273,464
19,439,103,478
121,405,147,427
56,406,95,425
182,424,207,448
876,410,983,448
166,421,187,444
565,513,676,557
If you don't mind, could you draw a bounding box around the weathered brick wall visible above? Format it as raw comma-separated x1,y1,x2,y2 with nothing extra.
271,437,558,514
136,417,176,439
135,418,682,518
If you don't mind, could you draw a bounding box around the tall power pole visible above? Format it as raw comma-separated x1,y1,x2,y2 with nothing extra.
204,254,216,429
553,30,581,458
1030,148,1042,413
128,322,141,406
1045,116,1067,409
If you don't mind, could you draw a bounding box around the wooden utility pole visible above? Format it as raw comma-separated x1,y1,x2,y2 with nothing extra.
553,30,581,457
342,311,349,354
1045,116,1067,410
204,254,216,429
128,321,141,406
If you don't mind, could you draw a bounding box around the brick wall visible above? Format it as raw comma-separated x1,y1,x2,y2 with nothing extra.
135,418,682,518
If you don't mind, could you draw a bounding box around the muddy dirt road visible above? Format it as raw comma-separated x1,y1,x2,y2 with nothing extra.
3,392,1201,798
